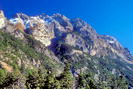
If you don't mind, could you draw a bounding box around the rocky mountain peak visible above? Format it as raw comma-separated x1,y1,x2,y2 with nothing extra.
0,10,132,63
9,13,26,31
15,13,29,21
52,13,68,19
0,10,6,29
39,13,49,19
70,18,87,26
0,10,5,18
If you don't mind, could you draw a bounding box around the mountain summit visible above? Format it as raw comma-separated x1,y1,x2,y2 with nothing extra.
0,10,133,89
2,11,133,63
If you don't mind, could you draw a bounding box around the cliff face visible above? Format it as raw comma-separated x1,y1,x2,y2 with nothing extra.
0,10,133,88
1,12,132,63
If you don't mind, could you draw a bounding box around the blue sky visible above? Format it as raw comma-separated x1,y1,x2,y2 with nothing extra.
0,0,133,54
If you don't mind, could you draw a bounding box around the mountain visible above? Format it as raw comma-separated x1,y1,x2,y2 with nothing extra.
0,10,133,89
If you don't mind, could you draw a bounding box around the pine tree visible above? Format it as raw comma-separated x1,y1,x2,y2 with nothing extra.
116,75,128,89
60,64,74,89
77,73,97,89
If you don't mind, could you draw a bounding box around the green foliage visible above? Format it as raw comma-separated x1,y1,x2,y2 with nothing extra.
0,69,21,88
0,30,63,88
25,64,74,89
0,31,39,59
0,30,131,89
108,75,128,89
78,73,97,89
59,64,74,89
0,69,7,85
44,73,60,89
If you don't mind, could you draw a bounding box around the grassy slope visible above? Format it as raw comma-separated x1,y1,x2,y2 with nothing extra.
0,30,63,74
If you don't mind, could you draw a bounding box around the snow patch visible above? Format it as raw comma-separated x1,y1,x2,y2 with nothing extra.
108,40,115,44
10,18,20,24
10,18,24,25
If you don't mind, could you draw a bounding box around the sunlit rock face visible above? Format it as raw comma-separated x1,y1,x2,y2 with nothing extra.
9,13,55,46
0,10,6,29
27,16,55,46
30,21,54,46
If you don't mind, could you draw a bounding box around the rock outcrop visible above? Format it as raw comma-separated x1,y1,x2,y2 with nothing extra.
0,61,13,72
0,10,6,29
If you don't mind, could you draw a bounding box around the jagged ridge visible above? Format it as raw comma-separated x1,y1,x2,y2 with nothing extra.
0,10,132,63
